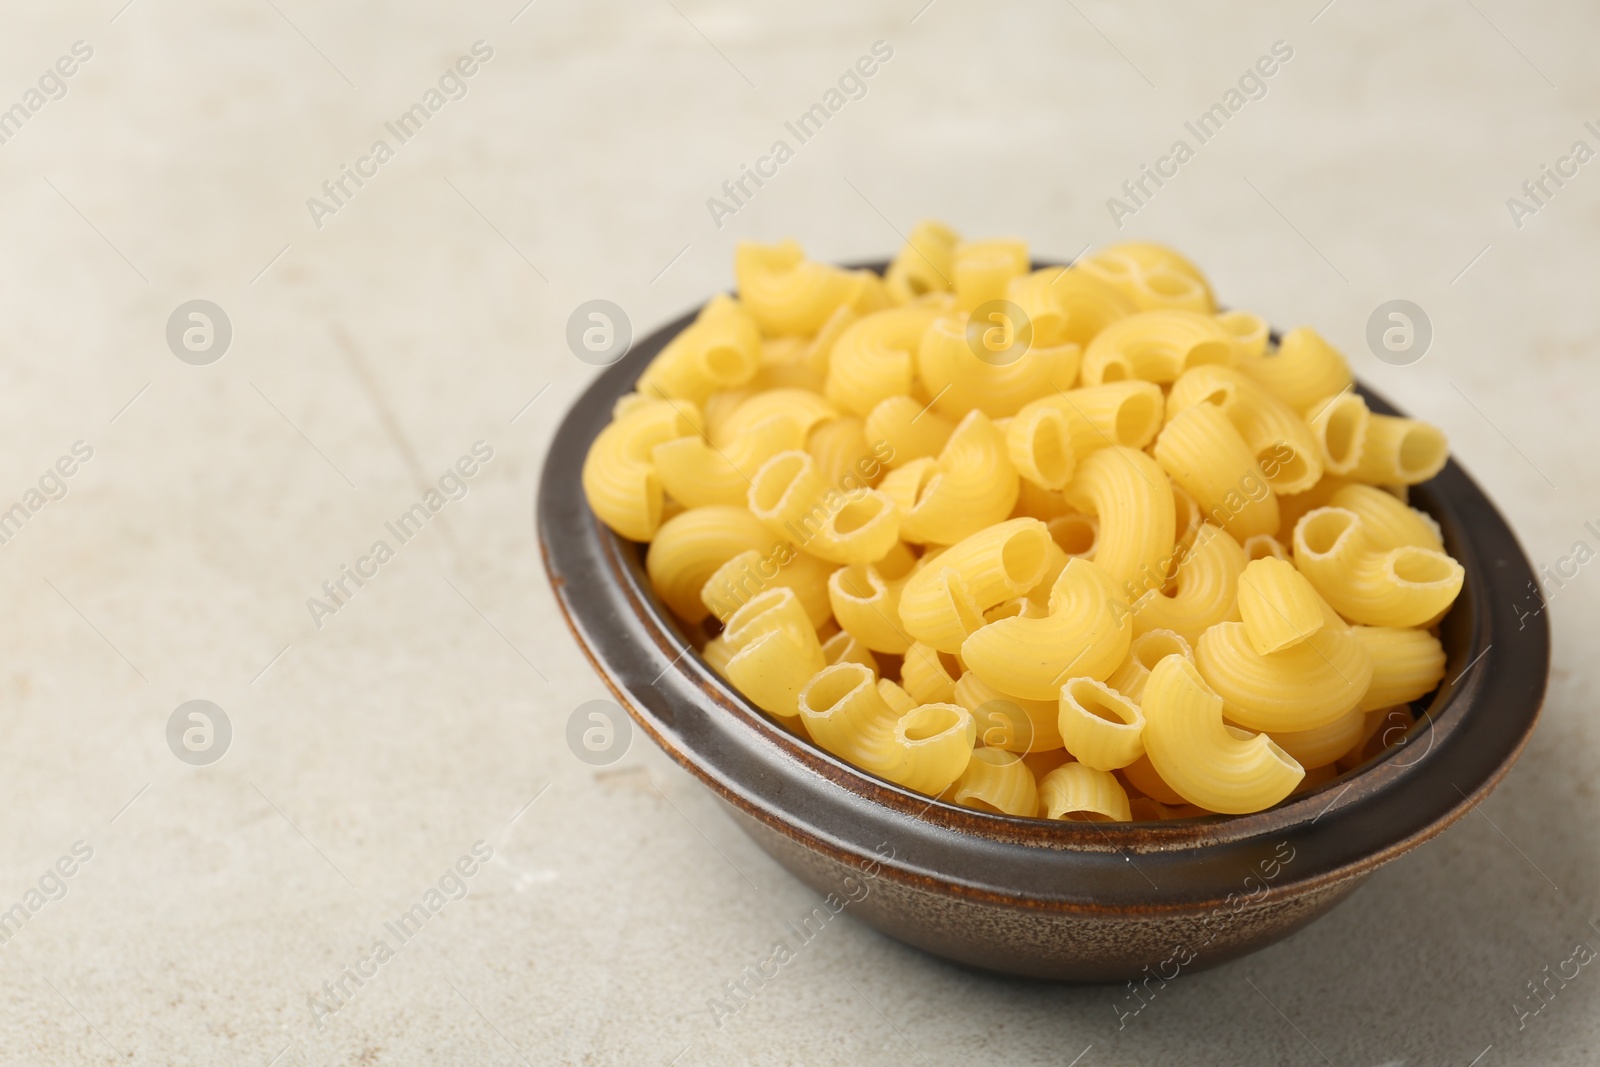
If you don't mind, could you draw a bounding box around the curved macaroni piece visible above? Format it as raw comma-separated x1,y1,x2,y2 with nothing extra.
885,220,959,304
825,303,949,417
828,563,913,654
1057,677,1145,771
1328,484,1443,552
1266,706,1365,769
802,665,981,796
1292,506,1464,626
916,313,1081,419
1105,628,1193,704
582,399,698,541
961,558,1132,700
646,505,778,622
822,629,878,672
1018,381,1166,461
891,703,978,795
636,295,762,406
1039,763,1132,822
1172,484,1204,559
701,547,835,627
714,388,838,447
877,677,917,716
1141,656,1303,814
1008,267,1137,349
1153,403,1280,541
723,589,827,719
1236,557,1326,655
654,413,807,508
864,395,955,469
735,240,887,336
953,237,1030,310
1166,365,1323,495
1305,391,1369,477
1350,625,1447,711
952,748,1040,816
1005,403,1075,490
1352,414,1449,486
1195,620,1373,732
897,518,1054,652
700,634,736,679
1216,310,1269,358
1130,524,1247,643
1075,244,1215,313
1080,310,1237,387
953,672,1062,753
1242,534,1291,562
901,642,963,706
747,451,900,564
879,411,1020,544
806,415,879,486
1237,326,1352,411
1061,445,1177,589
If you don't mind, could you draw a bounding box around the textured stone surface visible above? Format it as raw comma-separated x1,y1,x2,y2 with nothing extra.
0,1,1596,1064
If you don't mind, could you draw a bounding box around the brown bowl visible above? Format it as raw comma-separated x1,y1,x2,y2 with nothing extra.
537,267,1549,982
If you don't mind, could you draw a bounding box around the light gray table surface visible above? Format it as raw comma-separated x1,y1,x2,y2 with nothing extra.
1,1,1596,1064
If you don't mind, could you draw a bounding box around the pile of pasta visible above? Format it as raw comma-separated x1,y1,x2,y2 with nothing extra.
581,225,1462,821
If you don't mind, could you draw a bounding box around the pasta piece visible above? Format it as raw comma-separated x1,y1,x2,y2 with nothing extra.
828,563,914,654
723,589,827,719
1022,748,1074,782
1021,381,1166,460
877,677,917,715
1305,391,1369,476
863,395,955,468
1075,244,1215,313
1195,620,1373,732
653,412,806,508
952,237,1030,310
1292,507,1464,626
1105,628,1193,704
714,388,838,447
735,240,886,336
824,303,950,417
961,558,1132,700
822,630,878,673
1236,557,1325,655
1005,404,1075,490
1057,677,1145,771
636,295,762,406
1141,656,1304,814
917,313,1081,419
700,634,736,679
752,336,824,393
1039,763,1132,822
1237,326,1352,411
646,505,780,622
1021,267,1138,348
892,703,979,795
701,547,835,627
1172,484,1204,559
897,518,1052,651
879,411,1020,545
1153,403,1280,541
806,415,880,486
1166,365,1322,495
953,672,1062,752
798,663,976,794
1130,524,1247,644
1216,310,1269,358
1328,484,1443,552
1061,445,1177,589
1350,626,1447,711
582,398,700,541
1352,414,1449,486
885,220,959,304
901,643,963,706
1080,310,1237,386
952,748,1040,816
1266,706,1366,768
748,451,900,564
1242,534,1291,562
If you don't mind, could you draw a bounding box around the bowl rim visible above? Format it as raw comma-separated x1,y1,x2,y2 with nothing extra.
537,263,1549,914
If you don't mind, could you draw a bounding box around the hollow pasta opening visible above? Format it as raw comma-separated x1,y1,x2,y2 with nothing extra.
1066,680,1137,726
1261,444,1311,487
1322,399,1364,466
1184,339,1234,371
1099,360,1130,383
750,453,805,513
999,527,1050,586
1144,269,1196,298
1398,424,1448,478
1048,514,1097,557
702,343,748,383
902,705,962,742
1115,393,1161,444
1132,631,1187,670
1299,508,1356,556
1028,419,1071,485
802,664,869,713
1390,547,1456,585
832,495,885,536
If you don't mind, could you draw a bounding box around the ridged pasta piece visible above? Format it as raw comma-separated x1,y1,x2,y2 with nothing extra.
700,634,736,679
1017,381,1166,460
1080,310,1237,387
806,415,881,487
713,388,838,447
646,505,779,622
735,240,887,336
752,336,824,393
723,588,827,719
885,220,959,304
1236,326,1353,411
1305,391,1369,476
1195,620,1373,732
952,672,1062,752
952,748,1040,816
747,450,900,564
1006,268,1127,348
901,642,963,705
1352,414,1449,486
961,558,1132,700
1129,524,1246,643
822,630,878,673
1057,677,1145,771
863,395,955,468
1105,628,1193,704
1061,445,1177,589
1039,763,1133,822
952,237,1030,310
799,663,974,794
1172,484,1204,559
653,412,806,508
1141,656,1304,814
1236,557,1326,655
917,313,1081,419
1005,404,1075,490
1350,626,1447,711
701,547,835,627
1266,706,1365,769
879,411,1020,544
1075,244,1216,314
897,518,1052,651
582,399,699,541
1292,506,1464,626
1216,310,1269,358
1328,484,1443,552
636,295,762,406
877,677,917,715
824,303,950,417
1166,365,1323,495
828,563,913,654
1154,404,1280,541
1242,534,1291,562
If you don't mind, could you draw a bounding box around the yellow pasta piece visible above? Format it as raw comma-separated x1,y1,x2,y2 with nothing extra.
1057,677,1145,771
897,517,1053,651
747,450,900,564
952,237,1030,310
1194,620,1373,732
646,505,779,622
1266,706,1365,769
961,558,1132,700
1350,626,1447,711
636,295,762,406
916,313,1081,419
1061,445,1177,589
879,411,1020,544
701,547,835,627
1141,656,1303,814
1236,557,1326,655
800,664,974,794
751,336,824,393
1236,326,1352,411
713,388,838,447
581,398,699,541
1017,381,1166,461
952,672,1062,752
653,412,806,508
885,220,959,304
1242,534,1291,562
863,395,955,469
1080,310,1237,387
1005,403,1075,490
824,303,950,417
1305,391,1369,477
1076,244,1216,313
1352,414,1449,486
805,415,880,487
827,563,913,654
700,634,736,679
1154,403,1280,541
877,677,918,716
1105,628,1193,704
1328,484,1443,552
1292,506,1464,627
723,589,827,719
822,629,878,673
1216,310,1269,358
1010,267,1137,348
1039,763,1132,822
953,748,1040,816
735,240,886,336
1166,365,1322,495
901,642,963,706
1129,524,1246,642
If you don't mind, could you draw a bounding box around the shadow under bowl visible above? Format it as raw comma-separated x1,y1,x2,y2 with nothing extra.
537,271,1549,982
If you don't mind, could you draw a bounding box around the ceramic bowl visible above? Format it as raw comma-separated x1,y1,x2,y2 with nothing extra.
537,268,1548,982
